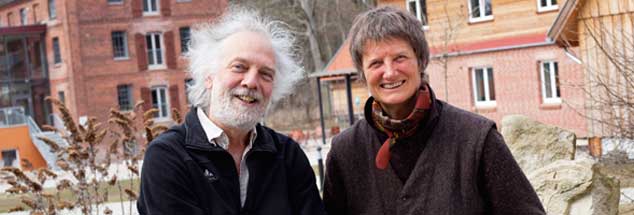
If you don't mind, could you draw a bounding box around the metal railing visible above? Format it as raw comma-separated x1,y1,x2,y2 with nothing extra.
0,106,26,128
26,115,42,133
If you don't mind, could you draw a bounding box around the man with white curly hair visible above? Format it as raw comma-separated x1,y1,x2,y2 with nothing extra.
138,6,326,215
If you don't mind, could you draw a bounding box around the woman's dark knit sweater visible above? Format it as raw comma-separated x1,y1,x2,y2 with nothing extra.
322,89,545,215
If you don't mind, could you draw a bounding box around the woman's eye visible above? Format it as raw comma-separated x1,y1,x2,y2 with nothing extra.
369,61,381,69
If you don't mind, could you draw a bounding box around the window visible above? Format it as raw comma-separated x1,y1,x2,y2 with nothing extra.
406,0,428,27
179,27,191,54
143,0,159,15
1,150,18,167
540,61,561,104
48,0,56,20
472,67,496,107
146,33,164,69
117,84,133,111
58,91,65,104
151,87,169,118
52,37,61,64
468,0,493,22
108,0,123,4
33,4,39,23
537,0,558,12
20,8,27,25
7,12,12,27
111,31,129,59
185,79,193,105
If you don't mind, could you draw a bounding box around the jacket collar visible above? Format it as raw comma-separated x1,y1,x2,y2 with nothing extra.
183,107,277,154
364,83,442,133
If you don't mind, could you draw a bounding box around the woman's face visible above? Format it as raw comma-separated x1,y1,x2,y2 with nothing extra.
361,38,421,111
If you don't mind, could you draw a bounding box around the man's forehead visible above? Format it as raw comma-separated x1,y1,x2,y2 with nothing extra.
218,31,276,69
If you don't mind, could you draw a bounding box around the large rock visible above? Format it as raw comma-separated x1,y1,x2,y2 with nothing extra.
501,115,620,215
501,115,576,173
527,159,619,215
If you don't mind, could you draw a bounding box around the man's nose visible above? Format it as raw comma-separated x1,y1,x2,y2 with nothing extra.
241,69,259,89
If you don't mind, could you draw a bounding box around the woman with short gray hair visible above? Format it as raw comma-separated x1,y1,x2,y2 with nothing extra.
323,6,545,214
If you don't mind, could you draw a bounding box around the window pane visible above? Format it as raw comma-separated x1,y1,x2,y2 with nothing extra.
487,68,495,100
485,0,492,16
180,27,190,53
151,89,159,117
151,0,157,11
117,85,132,111
541,0,548,7
154,34,161,49
143,0,149,12
112,31,127,58
52,37,61,64
147,51,155,65
408,1,417,17
2,150,17,167
554,62,560,98
475,69,485,101
48,0,56,19
552,0,557,5
471,0,480,18
159,88,167,117
543,62,552,98
146,35,155,65
420,0,428,25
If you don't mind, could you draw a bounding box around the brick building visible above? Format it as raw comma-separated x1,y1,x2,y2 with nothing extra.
322,0,589,136
0,0,226,128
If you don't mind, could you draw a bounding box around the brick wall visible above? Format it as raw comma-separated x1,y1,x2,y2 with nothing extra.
427,44,587,136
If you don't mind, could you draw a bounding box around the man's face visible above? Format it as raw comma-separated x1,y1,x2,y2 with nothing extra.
206,31,276,130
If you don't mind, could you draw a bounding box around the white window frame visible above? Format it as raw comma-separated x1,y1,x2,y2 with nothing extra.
146,32,166,70
143,0,160,16
151,86,170,120
117,84,133,111
112,31,129,60
108,0,124,5
1,149,20,168
19,8,27,25
52,37,61,64
471,67,496,108
468,0,493,23
405,0,429,29
540,61,562,104
537,0,558,12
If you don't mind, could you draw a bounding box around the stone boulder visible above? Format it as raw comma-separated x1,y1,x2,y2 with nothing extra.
527,159,619,215
501,115,576,173
501,115,621,215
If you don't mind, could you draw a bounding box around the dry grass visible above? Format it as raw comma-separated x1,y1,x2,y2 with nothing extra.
0,179,140,213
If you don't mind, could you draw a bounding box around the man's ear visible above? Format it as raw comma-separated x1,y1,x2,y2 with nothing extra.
205,74,214,89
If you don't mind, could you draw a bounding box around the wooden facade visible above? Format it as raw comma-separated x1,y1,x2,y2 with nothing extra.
550,0,634,137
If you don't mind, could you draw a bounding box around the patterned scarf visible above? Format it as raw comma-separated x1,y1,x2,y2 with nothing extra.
371,84,432,170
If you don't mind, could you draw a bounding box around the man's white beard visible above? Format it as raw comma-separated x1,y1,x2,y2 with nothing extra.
208,85,268,131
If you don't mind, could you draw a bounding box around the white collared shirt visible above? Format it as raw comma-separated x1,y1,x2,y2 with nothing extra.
197,108,256,207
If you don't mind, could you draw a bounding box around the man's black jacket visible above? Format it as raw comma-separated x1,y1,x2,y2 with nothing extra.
137,109,326,215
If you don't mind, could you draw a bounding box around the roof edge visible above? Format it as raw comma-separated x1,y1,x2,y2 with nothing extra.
547,0,580,43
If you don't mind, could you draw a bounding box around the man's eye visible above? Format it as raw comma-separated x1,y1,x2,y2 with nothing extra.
261,71,274,82
232,64,247,72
